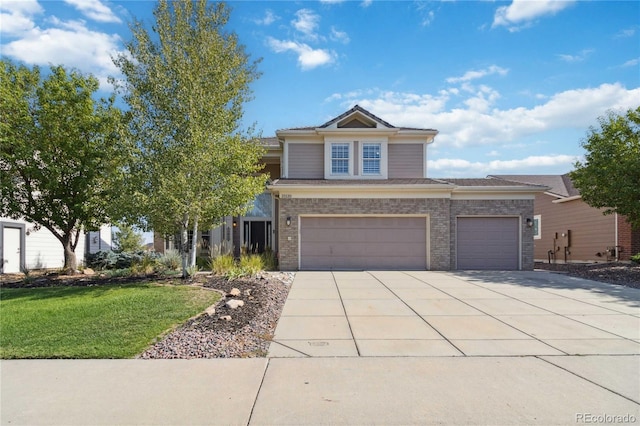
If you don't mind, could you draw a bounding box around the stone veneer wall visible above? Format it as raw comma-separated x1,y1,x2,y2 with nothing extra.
277,198,450,271
449,199,535,270
277,197,535,271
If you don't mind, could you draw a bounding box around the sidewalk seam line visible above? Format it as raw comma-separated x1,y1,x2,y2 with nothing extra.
402,271,568,355
247,358,271,426
331,271,361,356
535,355,640,406
367,271,466,356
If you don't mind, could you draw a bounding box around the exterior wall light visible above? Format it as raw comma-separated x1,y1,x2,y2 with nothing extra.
286,217,292,227
526,218,533,228
232,220,237,228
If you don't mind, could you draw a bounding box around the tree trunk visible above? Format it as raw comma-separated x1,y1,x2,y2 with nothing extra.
180,214,189,278
62,236,78,273
189,216,198,268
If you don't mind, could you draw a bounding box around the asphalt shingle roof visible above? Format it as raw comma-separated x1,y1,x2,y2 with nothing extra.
489,174,578,197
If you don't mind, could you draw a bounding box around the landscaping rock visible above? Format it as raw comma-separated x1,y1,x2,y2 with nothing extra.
82,268,95,276
228,288,241,297
204,305,216,316
137,272,292,359
225,299,244,309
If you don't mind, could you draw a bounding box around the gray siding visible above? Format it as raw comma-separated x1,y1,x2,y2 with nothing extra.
288,144,324,179
388,144,423,178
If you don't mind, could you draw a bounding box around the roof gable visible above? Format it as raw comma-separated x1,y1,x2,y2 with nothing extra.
320,105,395,129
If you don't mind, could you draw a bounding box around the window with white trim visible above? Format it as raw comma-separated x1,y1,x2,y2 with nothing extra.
331,143,350,174
362,143,381,175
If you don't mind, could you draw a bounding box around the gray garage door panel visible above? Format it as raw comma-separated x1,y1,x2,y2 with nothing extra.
300,217,427,270
457,217,519,270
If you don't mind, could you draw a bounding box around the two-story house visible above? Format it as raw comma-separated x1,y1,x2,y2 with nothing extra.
268,105,544,271
154,105,545,271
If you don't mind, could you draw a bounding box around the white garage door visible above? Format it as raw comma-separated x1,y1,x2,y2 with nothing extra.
457,217,519,270
300,217,427,270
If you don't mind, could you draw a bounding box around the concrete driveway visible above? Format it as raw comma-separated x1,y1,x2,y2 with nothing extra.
269,270,640,357
3,270,639,425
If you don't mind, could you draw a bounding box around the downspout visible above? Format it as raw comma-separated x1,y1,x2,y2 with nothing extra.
614,213,619,261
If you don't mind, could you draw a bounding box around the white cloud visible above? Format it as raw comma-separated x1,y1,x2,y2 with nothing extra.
428,155,578,177
330,26,350,44
557,49,593,63
493,0,574,32
267,37,335,70
0,0,42,14
0,0,43,36
292,9,320,40
63,0,121,23
621,58,640,68
2,18,123,87
446,65,508,84
361,0,373,8
330,83,640,148
254,9,278,26
614,27,636,39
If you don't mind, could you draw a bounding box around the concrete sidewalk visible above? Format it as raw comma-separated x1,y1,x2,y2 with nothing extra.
2,271,639,425
2,356,639,425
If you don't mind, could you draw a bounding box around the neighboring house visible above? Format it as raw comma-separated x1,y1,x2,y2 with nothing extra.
86,226,113,255
268,105,545,271
490,174,640,263
0,218,113,273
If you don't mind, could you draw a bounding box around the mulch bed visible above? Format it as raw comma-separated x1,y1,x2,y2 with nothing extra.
535,261,640,289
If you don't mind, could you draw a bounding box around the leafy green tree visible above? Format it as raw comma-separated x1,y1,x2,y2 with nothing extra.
113,0,266,277
113,224,144,253
571,107,640,229
0,60,124,272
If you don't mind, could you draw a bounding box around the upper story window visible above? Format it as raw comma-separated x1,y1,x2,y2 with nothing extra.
362,143,381,175
331,143,350,174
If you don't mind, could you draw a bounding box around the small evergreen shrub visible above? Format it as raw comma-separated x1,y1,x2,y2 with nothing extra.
631,253,640,264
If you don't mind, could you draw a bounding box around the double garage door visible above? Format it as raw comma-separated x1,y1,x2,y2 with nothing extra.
300,217,427,270
299,216,520,270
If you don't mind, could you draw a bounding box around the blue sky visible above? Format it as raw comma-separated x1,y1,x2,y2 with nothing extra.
1,0,639,178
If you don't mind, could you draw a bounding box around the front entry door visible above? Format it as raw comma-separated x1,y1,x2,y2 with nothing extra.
243,220,271,253
3,227,22,273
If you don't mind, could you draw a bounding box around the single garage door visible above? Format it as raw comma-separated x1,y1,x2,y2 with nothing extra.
457,217,519,270
300,217,427,270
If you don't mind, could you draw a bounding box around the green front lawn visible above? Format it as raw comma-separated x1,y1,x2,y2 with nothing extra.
0,283,220,359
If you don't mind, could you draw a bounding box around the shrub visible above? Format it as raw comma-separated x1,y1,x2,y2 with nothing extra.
86,250,118,270
631,253,640,264
131,253,158,276
240,254,263,276
211,254,235,275
186,264,199,277
196,256,210,271
159,249,181,271
86,250,158,271
260,247,277,271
